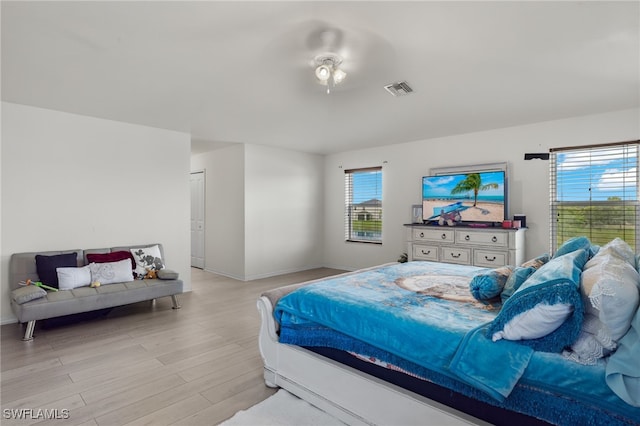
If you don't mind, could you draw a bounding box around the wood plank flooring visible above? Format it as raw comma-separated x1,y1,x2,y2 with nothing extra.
1,267,345,425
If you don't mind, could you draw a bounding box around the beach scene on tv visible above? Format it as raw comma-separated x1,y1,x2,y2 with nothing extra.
422,171,506,223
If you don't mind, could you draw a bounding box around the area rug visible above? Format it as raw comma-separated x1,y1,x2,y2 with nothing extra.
219,389,345,425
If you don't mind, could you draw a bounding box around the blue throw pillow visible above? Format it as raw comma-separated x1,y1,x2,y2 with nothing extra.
469,266,514,302
487,248,589,352
500,266,535,304
552,236,591,259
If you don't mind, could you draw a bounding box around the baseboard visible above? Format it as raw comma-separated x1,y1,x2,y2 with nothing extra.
204,265,326,282
203,268,245,281
243,265,326,281
1,316,18,326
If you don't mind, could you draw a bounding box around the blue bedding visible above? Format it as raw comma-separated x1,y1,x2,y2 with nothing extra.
274,261,640,425
276,262,496,376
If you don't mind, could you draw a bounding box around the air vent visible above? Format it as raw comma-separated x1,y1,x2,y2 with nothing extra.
384,81,414,97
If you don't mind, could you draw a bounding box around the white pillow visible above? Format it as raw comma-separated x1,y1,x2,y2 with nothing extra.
492,302,573,341
564,241,640,364
582,250,640,340
89,259,134,284
130,245,164,276
57,265,92,290
584,238,636,270
563,313,617,365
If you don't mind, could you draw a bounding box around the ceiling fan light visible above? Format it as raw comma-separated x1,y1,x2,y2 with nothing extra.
333,68,346,83
315,64,331,81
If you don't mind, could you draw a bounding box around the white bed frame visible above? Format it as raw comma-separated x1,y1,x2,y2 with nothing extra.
257,296,489,426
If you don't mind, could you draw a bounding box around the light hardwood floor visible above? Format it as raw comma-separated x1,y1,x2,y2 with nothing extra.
1,267,345,425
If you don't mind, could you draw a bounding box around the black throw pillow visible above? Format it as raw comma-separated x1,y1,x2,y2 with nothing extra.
35,252,78,288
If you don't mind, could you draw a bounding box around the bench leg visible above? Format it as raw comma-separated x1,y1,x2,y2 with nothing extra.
22,320,36,341
171,295,181,309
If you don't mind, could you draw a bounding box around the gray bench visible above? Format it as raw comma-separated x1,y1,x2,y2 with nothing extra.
9,243,183,341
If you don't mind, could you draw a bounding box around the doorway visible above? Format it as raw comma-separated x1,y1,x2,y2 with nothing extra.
190,171,205,269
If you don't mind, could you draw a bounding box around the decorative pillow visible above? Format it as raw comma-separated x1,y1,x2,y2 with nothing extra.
564,240,640,365
469,266,514,302
487,248,589,352
552,236,591,259
157,269,179,280
500,266,536,304
89,259,134,285
35,252,78,288
86,251,135,270
588,238,636,268
581,247,640,343
492,303,573,341
520,253,550,270
130,245,164,276
57,265,92,290
563,313,615,365
12,286,47,304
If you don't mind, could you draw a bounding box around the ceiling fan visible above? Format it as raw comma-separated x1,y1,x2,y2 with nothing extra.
269,20,396,94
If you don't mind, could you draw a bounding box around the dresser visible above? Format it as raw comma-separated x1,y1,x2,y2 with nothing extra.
406,224,526,267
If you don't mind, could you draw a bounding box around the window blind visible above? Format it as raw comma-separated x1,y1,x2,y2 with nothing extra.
345,167,383,243
550,141,639,252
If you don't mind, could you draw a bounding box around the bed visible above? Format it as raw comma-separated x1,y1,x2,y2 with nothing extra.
257,237,640,425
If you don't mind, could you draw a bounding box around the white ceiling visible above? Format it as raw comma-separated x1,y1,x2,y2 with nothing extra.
2,1,639,155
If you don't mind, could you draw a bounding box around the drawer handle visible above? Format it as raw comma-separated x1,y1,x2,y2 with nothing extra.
419,232,424,238
421,249,431,255
464,235,470,241
441,233,447,240
450,252,461,259
491,236,498,242
484,256,496,262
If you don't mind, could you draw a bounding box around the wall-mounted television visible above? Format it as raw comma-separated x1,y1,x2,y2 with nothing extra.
422,170,507,224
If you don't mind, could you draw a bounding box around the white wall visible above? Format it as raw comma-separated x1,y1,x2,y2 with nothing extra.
324,108,640,271
191,143,325,280
244,144,324,279
1,102,191,324
191,144,246,278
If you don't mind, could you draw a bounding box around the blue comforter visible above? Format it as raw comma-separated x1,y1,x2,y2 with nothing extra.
274,261,640,425
275,262,496,379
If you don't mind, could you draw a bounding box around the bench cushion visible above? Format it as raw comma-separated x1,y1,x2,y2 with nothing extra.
11,279,183,323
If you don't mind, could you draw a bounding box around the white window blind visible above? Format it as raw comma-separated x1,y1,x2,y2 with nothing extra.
345,167,383,243
550,141,639,252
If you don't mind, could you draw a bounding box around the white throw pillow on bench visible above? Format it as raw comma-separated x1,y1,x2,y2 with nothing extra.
57,265,92,290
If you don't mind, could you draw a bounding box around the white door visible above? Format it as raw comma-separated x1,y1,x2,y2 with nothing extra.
190,171,205,269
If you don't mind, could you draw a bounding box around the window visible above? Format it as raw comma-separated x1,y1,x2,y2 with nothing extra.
550,141,639,252
345,167,382,243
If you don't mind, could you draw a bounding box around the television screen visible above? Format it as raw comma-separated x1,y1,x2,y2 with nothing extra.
422,171,506,224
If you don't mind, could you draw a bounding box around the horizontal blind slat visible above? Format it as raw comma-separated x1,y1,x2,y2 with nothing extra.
550,142,639,252
345,167,383,243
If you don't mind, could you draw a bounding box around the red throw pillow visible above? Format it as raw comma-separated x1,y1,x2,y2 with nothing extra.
86,251,135,270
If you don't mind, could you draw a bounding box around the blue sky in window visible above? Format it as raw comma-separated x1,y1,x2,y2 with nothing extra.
556,146,638,201
352,171,382,204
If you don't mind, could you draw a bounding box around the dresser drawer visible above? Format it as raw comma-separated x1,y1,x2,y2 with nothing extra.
456,230,507,247
440,246,471,265
413,228,455,243
473,250,508,267
412,244,439,261
407,225,525,267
